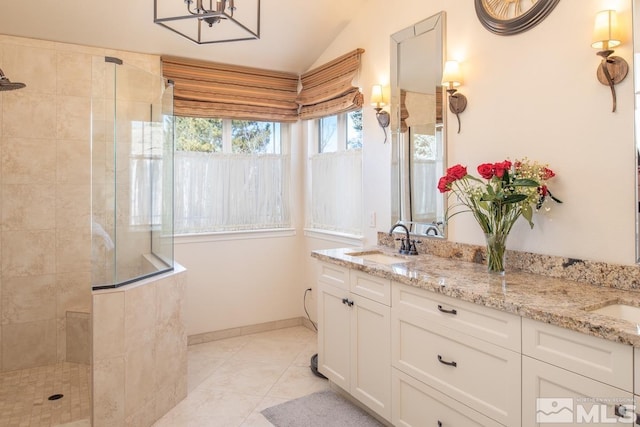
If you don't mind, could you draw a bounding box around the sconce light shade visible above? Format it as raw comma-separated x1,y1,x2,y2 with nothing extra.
371,84,385,108
441,60,463,88
441,60,467,134
592,10,621,50
591,9,628,113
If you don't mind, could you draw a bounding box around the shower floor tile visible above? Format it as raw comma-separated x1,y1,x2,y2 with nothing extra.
0,362,90,427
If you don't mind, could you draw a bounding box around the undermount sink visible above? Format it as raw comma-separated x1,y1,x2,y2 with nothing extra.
345,250,410,265
587,303,640,324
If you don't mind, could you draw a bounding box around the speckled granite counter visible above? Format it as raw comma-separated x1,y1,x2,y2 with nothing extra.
311,245,640,347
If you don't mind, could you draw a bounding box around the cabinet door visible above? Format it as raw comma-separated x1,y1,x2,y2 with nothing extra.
317,282,350,390
351,294,391,420
522,356,634,427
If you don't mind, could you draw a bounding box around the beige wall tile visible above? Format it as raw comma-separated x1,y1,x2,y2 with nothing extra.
124,282,157,349
2,92,57,139
2,184,56,230
1,230,56,277
2,319,57,370
57,138,90,184
92,291,124,360
1,274,56,324
56,184,90,229
125,344,156,418
56,227,91,273
66,311,90,364
93,356,125,427
1,137,56,184
57,52,92,97
56,96,91,140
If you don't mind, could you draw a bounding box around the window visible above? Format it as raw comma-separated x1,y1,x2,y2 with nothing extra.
174,117,290,234
309,110,363,235
318,110,362,153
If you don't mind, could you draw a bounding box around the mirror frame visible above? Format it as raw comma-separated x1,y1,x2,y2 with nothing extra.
390,11,447,238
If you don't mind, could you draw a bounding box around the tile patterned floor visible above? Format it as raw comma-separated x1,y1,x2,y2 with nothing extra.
154,325,329,427
0,362,91,427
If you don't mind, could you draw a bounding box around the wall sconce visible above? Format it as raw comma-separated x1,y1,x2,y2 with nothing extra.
441,60,468,134
592,10,628,112
371,84,390,142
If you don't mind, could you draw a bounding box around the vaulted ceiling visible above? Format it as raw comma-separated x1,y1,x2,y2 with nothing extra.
0,0,367,74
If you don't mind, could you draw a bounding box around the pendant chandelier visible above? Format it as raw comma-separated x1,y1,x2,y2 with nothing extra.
154,0,260,44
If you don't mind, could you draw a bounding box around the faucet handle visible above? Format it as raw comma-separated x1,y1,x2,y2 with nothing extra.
395,237,407,252
408,239,421,255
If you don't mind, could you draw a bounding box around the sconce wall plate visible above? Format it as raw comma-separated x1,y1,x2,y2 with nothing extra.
376,110,390,128
596,55,628,86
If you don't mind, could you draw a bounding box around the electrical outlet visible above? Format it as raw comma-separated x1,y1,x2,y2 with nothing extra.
369,211,376,227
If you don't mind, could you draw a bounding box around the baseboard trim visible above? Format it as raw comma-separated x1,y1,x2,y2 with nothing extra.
187,316,315,346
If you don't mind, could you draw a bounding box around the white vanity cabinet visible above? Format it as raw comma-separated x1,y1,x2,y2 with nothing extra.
316,262,391,421
391,282,521,427
521,318,634,426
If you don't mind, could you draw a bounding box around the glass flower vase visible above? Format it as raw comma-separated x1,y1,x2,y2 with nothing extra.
484,232,508,275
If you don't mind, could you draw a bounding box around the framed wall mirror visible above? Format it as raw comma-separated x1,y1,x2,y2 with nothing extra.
390,12,447,238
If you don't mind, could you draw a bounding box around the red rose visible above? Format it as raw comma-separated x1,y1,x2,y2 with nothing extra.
493,160,512,178
437,176,453,193
446,164,467,180
477,163,494,179
542,167,555,180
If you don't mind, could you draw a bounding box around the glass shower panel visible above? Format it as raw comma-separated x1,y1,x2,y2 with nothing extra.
91,57,174,289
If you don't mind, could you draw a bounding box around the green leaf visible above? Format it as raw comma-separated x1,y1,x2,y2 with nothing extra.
503,194,528,204
522,204,534,228
512,178,539,187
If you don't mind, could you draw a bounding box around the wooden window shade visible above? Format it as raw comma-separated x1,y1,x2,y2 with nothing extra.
162,56,300,123
297,48,365,120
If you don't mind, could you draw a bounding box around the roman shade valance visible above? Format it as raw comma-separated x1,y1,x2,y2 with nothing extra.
297,48,365,120
161,56,300,122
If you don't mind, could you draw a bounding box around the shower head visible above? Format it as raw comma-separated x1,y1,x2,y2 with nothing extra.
0,68,26,91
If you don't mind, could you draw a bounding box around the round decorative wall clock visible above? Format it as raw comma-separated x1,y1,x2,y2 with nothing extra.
475,0,561,35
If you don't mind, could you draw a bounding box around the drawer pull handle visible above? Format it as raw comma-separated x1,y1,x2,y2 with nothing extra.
342,298,354,307
437,305,457,315
437,355,457,367
437,422,443,427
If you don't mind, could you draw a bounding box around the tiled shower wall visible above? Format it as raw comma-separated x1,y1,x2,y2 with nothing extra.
0,34,160,370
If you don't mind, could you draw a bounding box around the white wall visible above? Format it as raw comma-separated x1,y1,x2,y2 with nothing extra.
309,0,636,265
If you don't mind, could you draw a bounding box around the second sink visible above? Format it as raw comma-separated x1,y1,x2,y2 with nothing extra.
588,303,640,324
345,250,410,265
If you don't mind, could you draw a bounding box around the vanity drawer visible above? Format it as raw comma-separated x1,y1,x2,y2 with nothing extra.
316,262,349,291
392,282,521,351
350,270,391,306
522,317,633,392
392,315,520,426
392,368,503,427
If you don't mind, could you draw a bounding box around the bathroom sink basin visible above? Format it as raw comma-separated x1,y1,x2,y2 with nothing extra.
587,303,640,324
345,250,410,265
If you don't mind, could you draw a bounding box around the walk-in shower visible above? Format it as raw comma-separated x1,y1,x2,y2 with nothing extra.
91,56,175,289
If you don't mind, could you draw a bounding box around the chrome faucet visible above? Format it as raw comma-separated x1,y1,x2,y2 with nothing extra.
389,223,419,255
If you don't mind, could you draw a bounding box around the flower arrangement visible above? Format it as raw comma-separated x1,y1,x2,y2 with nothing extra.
437,159,562,274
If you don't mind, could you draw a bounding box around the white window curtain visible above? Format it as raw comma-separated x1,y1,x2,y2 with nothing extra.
309,150,362,235
173,151,290,233
411,159,440,223
130,155,163,227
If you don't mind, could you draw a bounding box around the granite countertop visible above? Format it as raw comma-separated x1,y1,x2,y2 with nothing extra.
311,246,640,347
